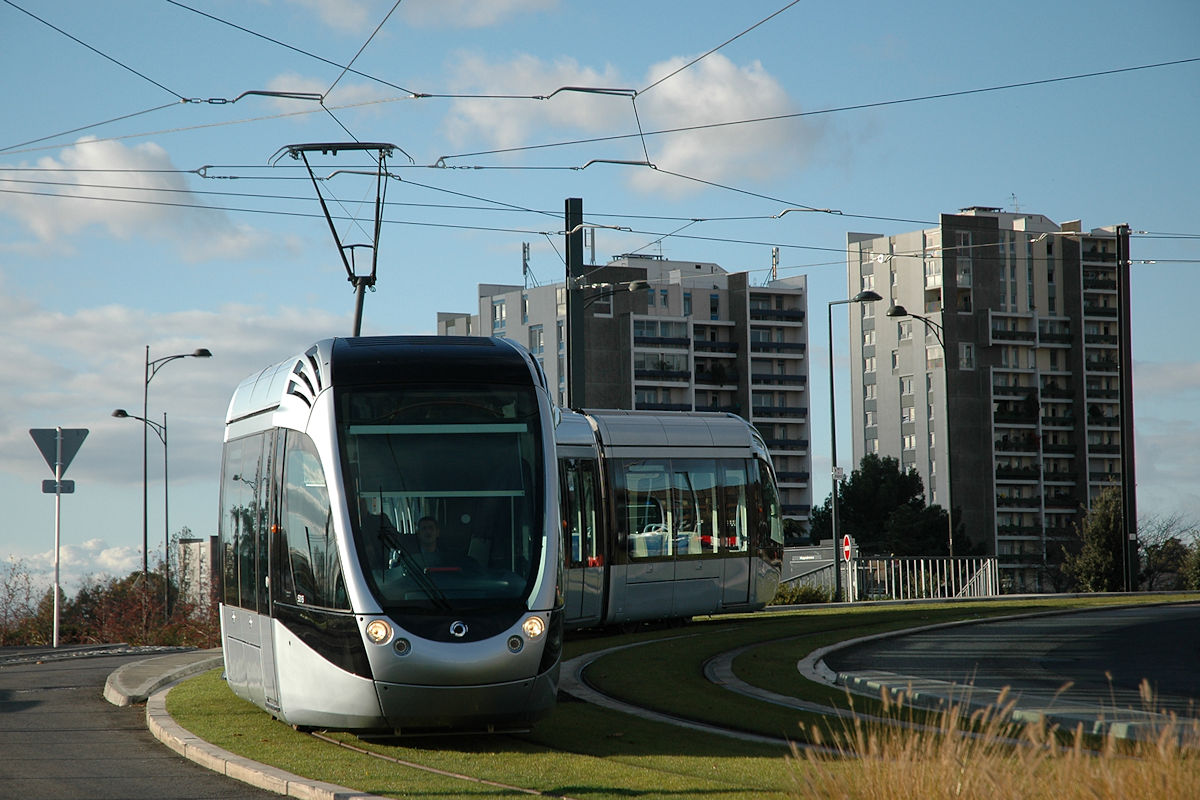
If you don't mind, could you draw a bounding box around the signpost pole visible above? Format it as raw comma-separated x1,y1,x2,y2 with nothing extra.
53,427,62,648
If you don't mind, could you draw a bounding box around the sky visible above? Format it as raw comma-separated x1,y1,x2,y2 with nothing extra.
1,0,1197,595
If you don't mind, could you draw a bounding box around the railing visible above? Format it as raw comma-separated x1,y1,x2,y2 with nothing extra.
763,438,808,452
634,369,691,382
750,308,806,322
750,341,807,354
752,406,808,418
633,336,691,348
751,373,807,386
694,340,738,353
781,554,1001,601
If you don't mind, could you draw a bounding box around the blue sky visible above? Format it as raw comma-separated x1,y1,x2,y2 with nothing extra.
1,0,1197,593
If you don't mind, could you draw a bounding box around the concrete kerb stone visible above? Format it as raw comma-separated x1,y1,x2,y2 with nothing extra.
795,603,1188,743
105,649,388,800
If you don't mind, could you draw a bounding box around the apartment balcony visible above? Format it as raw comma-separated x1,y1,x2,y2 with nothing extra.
750,341,807,355
996,465,1042,481
1082,250,1117,263
992,384,1032,399
635,402,692,412
1089,471,1122,484
776,471,810,485
752,405,809,419
995,436,1038,453
1044,493,1080,510
996,495,1041,509
695,404,741,414
1042,442,1077,455
1041,416,1075,429
1039,332,1073,346
1087,414,1121,429
693,370,739,386
1040,384,1074,400
1084,333,1119,346
1085,357,1119,373
763,438,808,453
634,335,690,349
1083,304,1119,318
750,308,806,323
1083,277,1117,290
991,328,1037,344
997,525,1045,537
994,411,1039,425
1089,443,1120,455
1086,386,1119,399
634,369,691,383
694,340,738,353
751,373,808,387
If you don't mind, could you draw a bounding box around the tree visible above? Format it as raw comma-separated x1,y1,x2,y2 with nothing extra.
1062,486,1125,592
810,454,951,555
1137,512,1197,590
0,557,39,645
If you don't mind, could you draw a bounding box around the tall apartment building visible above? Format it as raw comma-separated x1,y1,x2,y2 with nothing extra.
437,253,813,527
846,208,1135,592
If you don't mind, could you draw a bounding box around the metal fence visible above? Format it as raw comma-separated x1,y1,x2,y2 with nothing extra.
786,555,1000,601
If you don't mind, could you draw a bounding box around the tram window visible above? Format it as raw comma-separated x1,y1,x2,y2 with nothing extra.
281,433,348,610
561,458,601,567
756,458,784,547
219,433,267,610
720,460,749,553
672,460,720,556
617,459,672,559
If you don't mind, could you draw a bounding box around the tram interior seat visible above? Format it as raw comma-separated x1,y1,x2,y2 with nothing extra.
468,537,491,565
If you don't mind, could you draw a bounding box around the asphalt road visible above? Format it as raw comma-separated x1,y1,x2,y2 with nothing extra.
823,602,1200,719
0,645,279,800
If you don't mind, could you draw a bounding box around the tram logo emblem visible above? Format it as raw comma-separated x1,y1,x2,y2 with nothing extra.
449,620,469,638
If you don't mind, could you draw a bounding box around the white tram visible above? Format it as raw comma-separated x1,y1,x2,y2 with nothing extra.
218,336,562,733
217,336,783,734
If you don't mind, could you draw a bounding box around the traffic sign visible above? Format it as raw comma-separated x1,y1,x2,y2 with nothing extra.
842,534,852,562
30,428,88,477
42,480,75,494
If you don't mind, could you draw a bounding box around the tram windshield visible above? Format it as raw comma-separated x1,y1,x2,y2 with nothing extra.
338,384,544,613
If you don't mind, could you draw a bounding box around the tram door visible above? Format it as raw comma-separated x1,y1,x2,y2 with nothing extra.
718,460,752,607
561,457,604,626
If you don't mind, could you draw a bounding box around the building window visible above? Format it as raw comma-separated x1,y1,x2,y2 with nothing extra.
863,330,876,346
865,437,879,454
710,293,720,321
557,320,565,352
647,287,656,307
528,325,544,355
926,345,943,370
660,289,670,309
864,355,877,373
959,342,975,370
902,433,917,451
865,410,877,427
891,349,901,371
899,376,913,396
556,287,566,316
683,292,692,316
864,384,877,400
901,406,915,423
898,320,912,341
521,293,529,324
491,299,506,332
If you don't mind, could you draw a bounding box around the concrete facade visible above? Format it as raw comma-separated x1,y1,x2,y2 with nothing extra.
846,209,1135,593
437,253,813,527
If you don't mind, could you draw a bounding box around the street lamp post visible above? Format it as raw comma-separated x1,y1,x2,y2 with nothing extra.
132,347,211,583
887,305,955,558
828,290,882,601
112,409,169,618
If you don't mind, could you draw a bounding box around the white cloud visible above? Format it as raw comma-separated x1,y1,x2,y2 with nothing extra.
401,0,558,28
442,53,628,152
286,0,374,33
631,53,811,195
0,138,279,262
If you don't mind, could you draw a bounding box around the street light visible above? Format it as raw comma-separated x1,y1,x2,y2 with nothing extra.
887,304,955,558
113,409,170,618
828,289,882,601
133,347,211,583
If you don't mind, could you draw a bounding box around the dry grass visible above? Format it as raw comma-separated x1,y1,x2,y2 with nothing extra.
791,684,1200,800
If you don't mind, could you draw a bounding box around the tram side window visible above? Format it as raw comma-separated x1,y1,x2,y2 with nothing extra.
619,459,672,559
561,458,601,567
720,460,749,553
672,459,720,556
220,433,267,610
280,433,348,610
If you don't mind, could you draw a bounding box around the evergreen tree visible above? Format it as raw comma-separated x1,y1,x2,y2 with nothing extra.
1063,485,1126,592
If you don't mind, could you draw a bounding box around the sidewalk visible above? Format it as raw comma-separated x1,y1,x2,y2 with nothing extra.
104,649,385,800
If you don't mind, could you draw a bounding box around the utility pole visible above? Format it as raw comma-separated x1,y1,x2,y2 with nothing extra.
565,197,585,408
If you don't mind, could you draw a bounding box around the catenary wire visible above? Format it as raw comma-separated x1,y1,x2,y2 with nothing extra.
639,0,802,95
326,0,404,97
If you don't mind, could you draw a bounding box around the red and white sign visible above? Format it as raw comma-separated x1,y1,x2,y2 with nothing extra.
842,535,852,562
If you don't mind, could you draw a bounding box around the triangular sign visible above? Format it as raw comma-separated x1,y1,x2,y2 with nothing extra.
29,428,89,477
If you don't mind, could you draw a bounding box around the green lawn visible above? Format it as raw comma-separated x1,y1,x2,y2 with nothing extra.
165,595,1200,800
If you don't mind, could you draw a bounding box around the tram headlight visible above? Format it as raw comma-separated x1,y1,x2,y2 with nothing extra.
365,619,393,644
522,615,546,640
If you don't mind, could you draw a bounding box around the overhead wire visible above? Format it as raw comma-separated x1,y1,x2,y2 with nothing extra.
638,0,802,95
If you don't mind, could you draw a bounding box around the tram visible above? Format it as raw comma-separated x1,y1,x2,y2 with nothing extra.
556,409,783,629
217,336,563,733
217,336,783,734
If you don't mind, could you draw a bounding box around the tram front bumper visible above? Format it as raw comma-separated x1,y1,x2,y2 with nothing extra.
374,664,560,733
